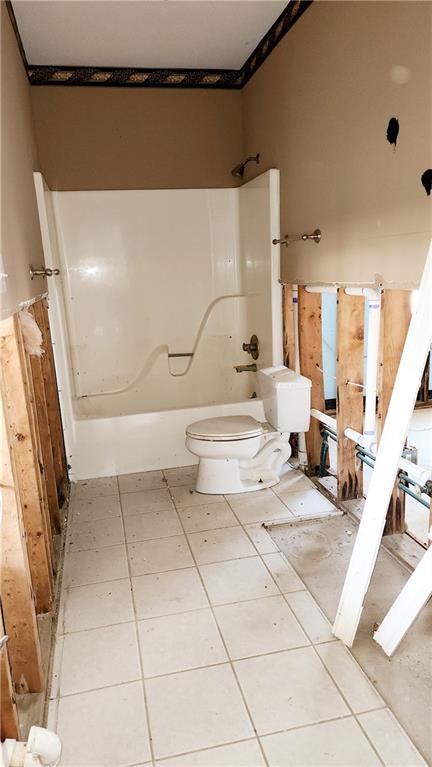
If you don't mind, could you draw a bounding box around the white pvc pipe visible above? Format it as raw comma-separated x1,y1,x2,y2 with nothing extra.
344,426,431,486
305,285,381,298
292,285,308,467
310,408,336,430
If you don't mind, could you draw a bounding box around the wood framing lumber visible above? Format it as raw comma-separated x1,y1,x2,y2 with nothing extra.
0,612,20,739
0,315,53,613
373,544,432,656
27,305,61,533
298,287,325,475
283,284,296,369
378,290,411,534
333,241,432,646
336,290,364,500
0,398,44,693
33,300,68,503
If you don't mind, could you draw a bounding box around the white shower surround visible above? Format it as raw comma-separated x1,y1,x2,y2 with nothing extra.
34,170,282,479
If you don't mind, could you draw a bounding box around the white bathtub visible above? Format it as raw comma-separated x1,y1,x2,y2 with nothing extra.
70,398,265,480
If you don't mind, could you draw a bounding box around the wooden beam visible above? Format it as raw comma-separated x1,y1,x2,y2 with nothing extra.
33,300,68,504
0,316,53,613
336,290,364,500
0,612,20,739
0,398,44,694
333,241,432,647
27,306,61,534
298,288,325,475
282,284,296,369
378,290,411,534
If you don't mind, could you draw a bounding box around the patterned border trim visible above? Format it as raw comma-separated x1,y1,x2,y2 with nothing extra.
9,0,312,89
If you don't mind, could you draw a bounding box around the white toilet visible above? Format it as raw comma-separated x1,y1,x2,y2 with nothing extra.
185,366,311,494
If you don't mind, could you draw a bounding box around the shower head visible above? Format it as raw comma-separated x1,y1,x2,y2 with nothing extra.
231,153,260,178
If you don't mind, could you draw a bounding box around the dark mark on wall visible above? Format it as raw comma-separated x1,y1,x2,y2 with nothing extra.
421,169,432,196
386,117,399,147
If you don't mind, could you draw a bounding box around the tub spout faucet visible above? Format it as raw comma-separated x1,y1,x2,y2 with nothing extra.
234,364,257,373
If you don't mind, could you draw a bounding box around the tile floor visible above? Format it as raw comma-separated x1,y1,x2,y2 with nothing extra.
47,466,426,767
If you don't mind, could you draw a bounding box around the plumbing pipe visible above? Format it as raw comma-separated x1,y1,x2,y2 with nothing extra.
345,426,432,485
292,285,308,467
2,726,62,767
305,285,381,299
363,291,381,442
305,285,337,294
310,408,336,431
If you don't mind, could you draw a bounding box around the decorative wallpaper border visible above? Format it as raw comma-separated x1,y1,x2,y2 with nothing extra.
7,0,312,89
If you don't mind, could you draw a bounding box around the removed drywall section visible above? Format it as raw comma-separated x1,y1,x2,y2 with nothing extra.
1,3,45,318
30,87,243,190
242,1,432,287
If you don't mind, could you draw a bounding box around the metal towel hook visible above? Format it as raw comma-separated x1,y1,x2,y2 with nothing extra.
272,229,322,247
30,266,60,279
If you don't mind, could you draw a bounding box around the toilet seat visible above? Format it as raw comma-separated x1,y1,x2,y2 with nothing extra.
186,415,263,442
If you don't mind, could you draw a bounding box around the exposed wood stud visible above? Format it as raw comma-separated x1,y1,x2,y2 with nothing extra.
378,290,411,535
33,301,69,504
0,316,53,613
1,398,44,694
282,284,296,369
336,290,364,501
0,612,20,740
27,306,61,534
298,288,325,475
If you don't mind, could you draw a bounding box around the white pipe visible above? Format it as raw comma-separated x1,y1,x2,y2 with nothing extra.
305,285,381,298
292,285,308,467
305,285,337,294
310,408,336,430
344,427,432,486
363,292,381,439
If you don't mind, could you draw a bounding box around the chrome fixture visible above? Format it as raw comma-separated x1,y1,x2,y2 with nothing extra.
272,229,322,247
234,363,257,373
168,352,194,358
30,265,60,279
242,334,259,360
231,154,260,178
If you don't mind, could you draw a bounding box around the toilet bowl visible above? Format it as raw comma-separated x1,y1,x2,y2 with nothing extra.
185,366,311,494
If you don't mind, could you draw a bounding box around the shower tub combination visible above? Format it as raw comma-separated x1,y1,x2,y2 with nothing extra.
34,170,282,479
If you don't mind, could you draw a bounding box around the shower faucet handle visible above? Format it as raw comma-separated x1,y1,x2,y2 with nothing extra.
242,334,259,360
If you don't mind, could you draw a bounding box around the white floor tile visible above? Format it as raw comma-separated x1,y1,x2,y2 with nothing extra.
121,488,174,515
282,488,337,517
156,739,266,767
62,544,129,588
67,516,124,552
118,470,166,493
128,535,194,576
261,717,382,766
124,507,182,542
188,527,256,565
164,465,198,487
243,523,279,554
138,608,227,677
200,557,279,605
146,664,254,759
75,476,118,499
171,484,224,509
63,578,134,633
234,646,349,735
179,500,239,533
71,495,121,525
132,567,208,619
316,642,384,713
285,590,335,644
60,622,140,696
56,682,150,766
273,469,315,497
214,596,309,659
226,489,293,525
262,552,305,593
357,708,427,766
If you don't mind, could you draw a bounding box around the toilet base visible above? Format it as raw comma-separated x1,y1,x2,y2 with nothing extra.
193,432,292,495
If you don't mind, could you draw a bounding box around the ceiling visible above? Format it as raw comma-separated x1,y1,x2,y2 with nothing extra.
12,0,288,70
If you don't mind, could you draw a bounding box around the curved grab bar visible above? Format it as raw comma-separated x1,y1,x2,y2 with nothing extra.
77,293,247,398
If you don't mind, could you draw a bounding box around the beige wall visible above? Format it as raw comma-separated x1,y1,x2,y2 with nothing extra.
243,1,432,287
1,3,45,318
31,87,243,191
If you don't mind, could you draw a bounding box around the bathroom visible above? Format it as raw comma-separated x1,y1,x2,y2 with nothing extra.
1,1,432,766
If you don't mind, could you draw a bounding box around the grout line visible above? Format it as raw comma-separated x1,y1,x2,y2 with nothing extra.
166,484,272,767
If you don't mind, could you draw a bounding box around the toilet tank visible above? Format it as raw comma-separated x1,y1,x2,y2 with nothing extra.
257,366,311,432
